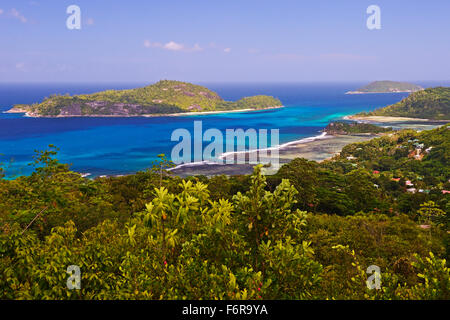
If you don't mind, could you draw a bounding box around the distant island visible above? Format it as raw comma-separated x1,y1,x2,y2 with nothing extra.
351,87,450,120
6,80,283,117
346,81,423,94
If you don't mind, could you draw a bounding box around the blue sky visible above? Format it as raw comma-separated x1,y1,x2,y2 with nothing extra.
1,0,449,82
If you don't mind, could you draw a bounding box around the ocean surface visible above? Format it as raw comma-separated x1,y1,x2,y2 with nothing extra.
0,81,448,178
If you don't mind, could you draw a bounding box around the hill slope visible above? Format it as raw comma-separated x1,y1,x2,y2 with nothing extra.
323,121,392,135
362,87,450,120
8,80,283,117
346,81,423,94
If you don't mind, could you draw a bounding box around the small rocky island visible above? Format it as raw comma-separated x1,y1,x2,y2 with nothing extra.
324,121,392,135
346,81,423,94
7,80,283,117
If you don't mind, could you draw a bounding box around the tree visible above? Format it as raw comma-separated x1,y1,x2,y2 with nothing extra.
149,154,175,187
417,201,446,227
277,158,319,210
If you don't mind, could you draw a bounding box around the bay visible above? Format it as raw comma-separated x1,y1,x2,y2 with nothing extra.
0,81,446,178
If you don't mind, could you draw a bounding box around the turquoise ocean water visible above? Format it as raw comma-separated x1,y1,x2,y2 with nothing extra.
0,82,447,178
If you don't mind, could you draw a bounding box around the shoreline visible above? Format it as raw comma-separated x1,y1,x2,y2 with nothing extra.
6,106,446,179
169,133,376,177
169,118,447,178
78,117,446,179
344,115,450,123
345,90,420,95
4,105,284,118
169,131,330,172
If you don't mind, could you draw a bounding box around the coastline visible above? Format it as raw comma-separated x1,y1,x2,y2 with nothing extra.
345,90,419,95
73,117,446,179
169,117,447,178
344,115,450,123
7,104,446,179
169,133,376,177
4,105,284,118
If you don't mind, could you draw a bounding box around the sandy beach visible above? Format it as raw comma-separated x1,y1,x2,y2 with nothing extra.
4,105,284,118
170,133,376,177
170,119,447,178
155,105,284,117
345,115,449,123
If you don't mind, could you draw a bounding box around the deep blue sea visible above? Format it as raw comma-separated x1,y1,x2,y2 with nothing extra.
0,81,448,178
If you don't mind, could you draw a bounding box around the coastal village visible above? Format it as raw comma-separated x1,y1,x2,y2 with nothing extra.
336,131,449,196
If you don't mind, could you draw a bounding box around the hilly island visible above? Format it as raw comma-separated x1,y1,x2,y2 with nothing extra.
353,87,450,120
6,80,283,117
346,81,423,94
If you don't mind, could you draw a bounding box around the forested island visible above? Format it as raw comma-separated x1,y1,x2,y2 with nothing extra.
324,121,392,135
6,80,283,117
346,81,423,94
356,87,450,120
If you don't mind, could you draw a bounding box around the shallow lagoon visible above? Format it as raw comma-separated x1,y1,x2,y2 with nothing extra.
1,82,444,178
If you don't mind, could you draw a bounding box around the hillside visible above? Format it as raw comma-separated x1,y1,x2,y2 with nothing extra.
361,87,450,120
346,81,423,94
1,124,448,300
7,80,283,117
324,121,392,135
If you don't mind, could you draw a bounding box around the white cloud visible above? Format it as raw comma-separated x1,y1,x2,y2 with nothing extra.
164,41,184,51
224,48,231,53
0,9,4,15
144,40,162,48
10,8,27,23
143,40,203,52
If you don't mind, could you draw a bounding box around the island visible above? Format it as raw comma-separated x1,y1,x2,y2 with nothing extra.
346,81,423,94
6,80,283,117
323,121,392,135
351,87,450,121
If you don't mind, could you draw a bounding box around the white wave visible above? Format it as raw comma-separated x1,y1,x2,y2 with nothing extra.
169,132,329,170
218,131,329,158
168,160,224,171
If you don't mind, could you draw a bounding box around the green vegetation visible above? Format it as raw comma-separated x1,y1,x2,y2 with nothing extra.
8,80,282,117
324,121,392,135
347,81,423,94
0,124,448,300
361,87,450,120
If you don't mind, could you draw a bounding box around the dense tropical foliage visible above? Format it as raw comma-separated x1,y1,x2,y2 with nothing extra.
0,125,448,300
324,121,392,135
362,87,450,120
